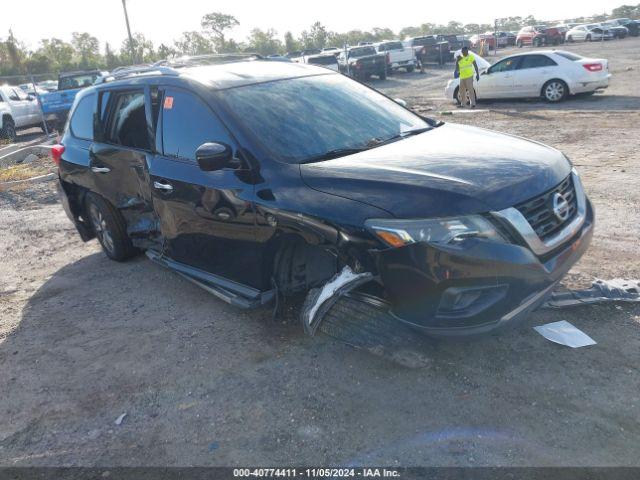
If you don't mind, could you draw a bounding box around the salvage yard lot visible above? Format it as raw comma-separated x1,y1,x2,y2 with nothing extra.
0,38,639,466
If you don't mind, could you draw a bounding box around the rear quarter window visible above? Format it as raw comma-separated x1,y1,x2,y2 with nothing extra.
69,93,96,140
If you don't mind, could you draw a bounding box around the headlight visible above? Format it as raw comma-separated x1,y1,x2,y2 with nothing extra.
365,215,504,248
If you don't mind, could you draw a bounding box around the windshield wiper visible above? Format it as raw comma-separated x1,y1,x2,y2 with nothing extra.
300,147,368,164
375,126,433,147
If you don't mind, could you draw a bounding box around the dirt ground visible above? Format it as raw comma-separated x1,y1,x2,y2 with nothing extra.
1,39,639,467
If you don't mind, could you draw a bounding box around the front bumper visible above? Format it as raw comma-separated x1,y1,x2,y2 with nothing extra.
374,175,594,336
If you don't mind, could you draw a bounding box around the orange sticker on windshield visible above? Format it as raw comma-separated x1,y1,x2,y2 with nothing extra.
164,96,174,109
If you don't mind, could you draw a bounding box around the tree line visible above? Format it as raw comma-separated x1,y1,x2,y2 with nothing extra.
1,4,638,78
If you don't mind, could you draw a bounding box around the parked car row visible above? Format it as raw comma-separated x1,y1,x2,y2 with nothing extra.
0,70,105,141
445,50,610,104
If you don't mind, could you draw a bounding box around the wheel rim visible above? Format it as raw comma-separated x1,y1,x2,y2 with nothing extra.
89,204,115,253
545,82,564,101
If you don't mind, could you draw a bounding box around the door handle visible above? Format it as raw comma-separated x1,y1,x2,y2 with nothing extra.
91,166,111,173
153,180,174,192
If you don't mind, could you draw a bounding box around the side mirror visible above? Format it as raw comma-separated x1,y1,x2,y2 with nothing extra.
196,142,233,172
394,98,407,107
27,94,36,101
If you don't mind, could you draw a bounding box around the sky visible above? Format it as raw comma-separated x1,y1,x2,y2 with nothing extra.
4,0,625,50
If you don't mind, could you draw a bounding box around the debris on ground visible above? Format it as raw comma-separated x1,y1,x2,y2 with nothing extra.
318,293,433,368
114,413,127,426
534,320,597,348
544,279,640,309
301,266,373,336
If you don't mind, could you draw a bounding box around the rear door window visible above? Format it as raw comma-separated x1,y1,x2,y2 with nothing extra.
518,55,558,69
161,89,233,161
106,91,150,150
69,93,96,140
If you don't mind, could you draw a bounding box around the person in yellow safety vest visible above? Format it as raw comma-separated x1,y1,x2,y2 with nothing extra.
454,46,480,108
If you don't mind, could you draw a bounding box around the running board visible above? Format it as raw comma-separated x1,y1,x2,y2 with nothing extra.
145,250,275,309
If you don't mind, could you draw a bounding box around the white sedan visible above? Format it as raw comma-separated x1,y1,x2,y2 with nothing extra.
566,24,614,42
445,50,610,103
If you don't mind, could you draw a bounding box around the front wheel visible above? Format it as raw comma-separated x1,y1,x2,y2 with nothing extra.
586,34,592,42
85,193,138,261
567,35,573,42
542,79,568,102
379,69,387,80
406,65,414,73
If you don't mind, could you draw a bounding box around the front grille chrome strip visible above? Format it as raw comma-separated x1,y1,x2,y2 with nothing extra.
492,169,587,256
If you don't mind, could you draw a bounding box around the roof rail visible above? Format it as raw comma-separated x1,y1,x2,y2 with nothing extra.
96,64,181,84
94,53,264,84
154,53,263,68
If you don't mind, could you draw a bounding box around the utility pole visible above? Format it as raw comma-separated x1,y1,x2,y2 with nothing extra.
121,0,137,64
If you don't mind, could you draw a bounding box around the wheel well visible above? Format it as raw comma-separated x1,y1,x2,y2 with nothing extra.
60,180,95,241
269,234,338,295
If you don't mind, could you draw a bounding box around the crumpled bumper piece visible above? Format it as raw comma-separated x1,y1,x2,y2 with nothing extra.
543,279,640,309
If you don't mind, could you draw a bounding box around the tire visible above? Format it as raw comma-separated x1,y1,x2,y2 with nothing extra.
379,69,387,80
406,65,414,73
542,79,568,102
533,37,542,47
85,192,137,261
516,40,523,48
567,35,573,43
586,34,592,42
0,117,16,142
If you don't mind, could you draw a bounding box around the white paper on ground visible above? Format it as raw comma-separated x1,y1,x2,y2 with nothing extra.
534,320,596,348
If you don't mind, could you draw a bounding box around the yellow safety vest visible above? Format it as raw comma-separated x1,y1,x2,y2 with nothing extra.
458,54,475,79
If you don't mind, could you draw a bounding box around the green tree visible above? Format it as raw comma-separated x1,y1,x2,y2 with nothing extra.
611,4,640,18
121,33,156,64
71,32,100,68
174,31,213,56
246,28,283,55
284,31,300,53
201,12,239,52
104,42,120,69
399,26,422,39
300,22,330,49
39,38,75,71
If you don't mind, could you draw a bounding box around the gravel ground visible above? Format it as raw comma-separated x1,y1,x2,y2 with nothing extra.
0,39,639,467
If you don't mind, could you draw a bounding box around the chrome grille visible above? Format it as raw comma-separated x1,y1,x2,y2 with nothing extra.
515,175,578,241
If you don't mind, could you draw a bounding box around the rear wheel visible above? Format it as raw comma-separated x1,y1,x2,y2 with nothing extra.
542,79,568,102
406,65,414,73
533,37,542,47
85,193,137,261
516,40,523,48
379,69,387,80
567,35,573,42
586,34,592,42
1,117,16,142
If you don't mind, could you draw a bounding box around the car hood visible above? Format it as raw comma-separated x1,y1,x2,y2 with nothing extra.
300,123,571,218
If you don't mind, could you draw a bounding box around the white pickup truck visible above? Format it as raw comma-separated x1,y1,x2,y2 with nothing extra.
0,85,45,141
374,41,417,73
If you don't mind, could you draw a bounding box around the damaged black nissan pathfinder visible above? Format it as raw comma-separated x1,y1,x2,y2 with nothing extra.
54,55,594,336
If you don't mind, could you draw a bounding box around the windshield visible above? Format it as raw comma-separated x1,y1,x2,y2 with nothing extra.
350,47,376,57
219,74,430,164
555,51,583,61
58,73,99,90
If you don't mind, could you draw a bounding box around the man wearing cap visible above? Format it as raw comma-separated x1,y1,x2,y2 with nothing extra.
455,46,480,108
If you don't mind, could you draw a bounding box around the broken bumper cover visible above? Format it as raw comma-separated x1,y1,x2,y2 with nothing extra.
376,198,594,337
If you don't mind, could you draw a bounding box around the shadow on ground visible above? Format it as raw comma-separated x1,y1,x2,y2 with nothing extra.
1,250,640,466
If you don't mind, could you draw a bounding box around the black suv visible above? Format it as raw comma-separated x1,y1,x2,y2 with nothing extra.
54,56,594,336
